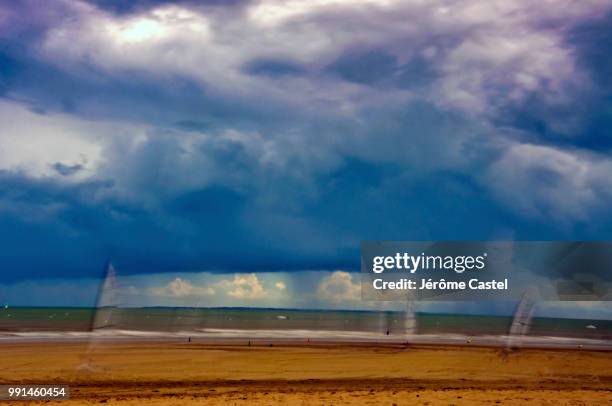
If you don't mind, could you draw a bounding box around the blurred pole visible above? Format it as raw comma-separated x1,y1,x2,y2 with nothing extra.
506,287,537,351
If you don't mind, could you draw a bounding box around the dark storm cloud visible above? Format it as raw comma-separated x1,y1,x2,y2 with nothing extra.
52,162,84,176
561,11,612,151
0,44,273,129
0,158,599,283
243,58,306,78
490,12,612,151
1,0,612,283
85,0,251,15
327,49,399,86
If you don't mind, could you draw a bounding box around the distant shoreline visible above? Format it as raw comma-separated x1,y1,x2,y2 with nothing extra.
1,330,611,351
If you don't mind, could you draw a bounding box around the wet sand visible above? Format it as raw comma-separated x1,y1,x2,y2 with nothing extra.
0,340,611,405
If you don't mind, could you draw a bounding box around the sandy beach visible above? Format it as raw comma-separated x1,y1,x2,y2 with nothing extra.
0,340,610,405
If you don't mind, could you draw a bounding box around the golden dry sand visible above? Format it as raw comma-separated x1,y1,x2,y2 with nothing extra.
0,341,610,405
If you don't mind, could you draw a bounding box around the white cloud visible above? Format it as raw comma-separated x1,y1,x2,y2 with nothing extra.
275,281,286,290
217,273,267,299
248,0,399,26
0,100,104,179
434,31,583,116
485,142,612,220
39,0,607,119
42,2,250,99
150,277,215,297
317,271,361,303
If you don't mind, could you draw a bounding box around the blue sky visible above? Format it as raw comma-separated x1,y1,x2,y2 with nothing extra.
0,0,612,313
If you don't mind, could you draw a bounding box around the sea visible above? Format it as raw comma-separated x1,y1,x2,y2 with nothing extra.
1,307,611,348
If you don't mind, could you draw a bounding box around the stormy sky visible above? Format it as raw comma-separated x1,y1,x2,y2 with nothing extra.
1,0,612,310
